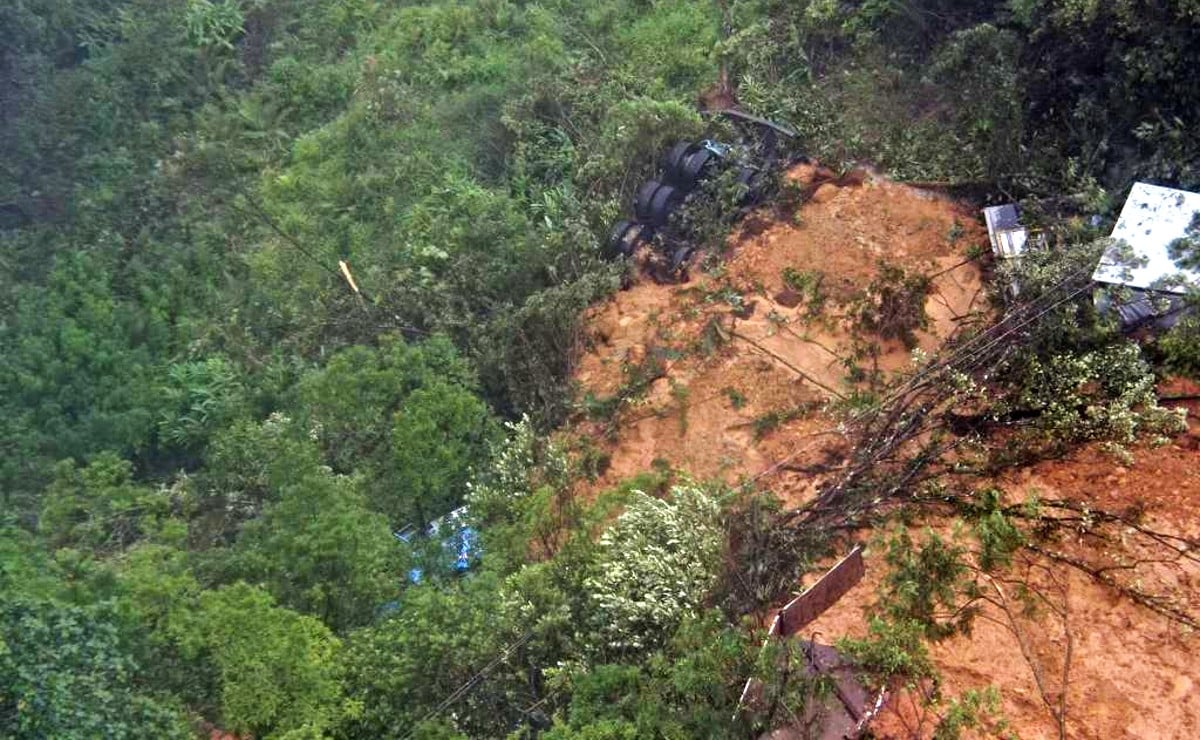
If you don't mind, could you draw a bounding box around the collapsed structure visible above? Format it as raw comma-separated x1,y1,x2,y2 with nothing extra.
603,111,800,279
984,182,1200,329
1092,181,1200,329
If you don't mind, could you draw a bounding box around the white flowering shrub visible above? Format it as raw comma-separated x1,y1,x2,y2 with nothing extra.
585,484,724,653
465,416,539,517
466,416,569,521
1016,342,1187,443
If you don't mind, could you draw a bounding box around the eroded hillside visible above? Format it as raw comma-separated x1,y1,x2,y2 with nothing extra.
567,166,1200,738
572,164,987,500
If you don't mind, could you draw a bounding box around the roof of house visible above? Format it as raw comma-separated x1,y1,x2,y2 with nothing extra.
1092,182,1200,294
984,203,1021,231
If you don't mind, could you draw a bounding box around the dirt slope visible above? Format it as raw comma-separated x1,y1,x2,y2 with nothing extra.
572,164,987,499
806,415,1200,739
567,165,1200,738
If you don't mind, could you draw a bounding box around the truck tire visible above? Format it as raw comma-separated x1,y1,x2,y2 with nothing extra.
605,219,643,259
648,183,684,226
635,180,664,222
663,141,695,180
735,166,758,203
670,246,694,271
675,149,714,191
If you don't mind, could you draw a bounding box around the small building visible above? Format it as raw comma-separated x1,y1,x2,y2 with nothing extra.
1092,182,1200,330
983,203,1037,297
983,204,1029,260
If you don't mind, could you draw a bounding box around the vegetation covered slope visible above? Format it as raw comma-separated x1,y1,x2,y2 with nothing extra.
2,1,1200,737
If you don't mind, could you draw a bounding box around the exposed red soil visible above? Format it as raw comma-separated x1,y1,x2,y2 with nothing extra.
567,163,1200,739
804,415,1200,739
570,164,988,495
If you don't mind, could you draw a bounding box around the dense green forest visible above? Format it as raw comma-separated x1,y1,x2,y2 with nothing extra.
3,0,1200,737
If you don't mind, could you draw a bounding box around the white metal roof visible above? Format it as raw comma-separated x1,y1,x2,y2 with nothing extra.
1092,182,1200,294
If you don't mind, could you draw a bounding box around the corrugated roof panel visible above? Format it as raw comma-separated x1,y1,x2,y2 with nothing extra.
984,204,1021,231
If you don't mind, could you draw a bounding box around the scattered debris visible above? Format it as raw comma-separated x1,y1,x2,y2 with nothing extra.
394,506,480,583
1093,182,1200,330
773,547,866,638
577,158,1200,739
573,164,987,497
603,111,802,280
738,547,882,740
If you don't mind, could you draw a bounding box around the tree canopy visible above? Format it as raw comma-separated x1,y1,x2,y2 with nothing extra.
2,0,1199,736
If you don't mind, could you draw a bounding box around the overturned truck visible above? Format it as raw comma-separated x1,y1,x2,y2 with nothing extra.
604,110,801,279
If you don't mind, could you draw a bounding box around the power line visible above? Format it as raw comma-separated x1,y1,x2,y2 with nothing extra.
747,262,1100,488
336,258,1108,735
403,630,535,738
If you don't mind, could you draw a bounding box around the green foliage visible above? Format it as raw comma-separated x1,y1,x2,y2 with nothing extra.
4,0,1200,734
158,356,250,453
842,528,1016,732
725,0,1200,188
0,253,171,502
188,414,321,546
713,493,827,616
996,238,1116,358
584,484,725,654
184,0,244,51
114,544,202,637
298,336,477,470
465,417,549,524
992,238,1188,453
298,335,497,525
751,403,817,441
1012,343,1187,446
338,573,526,738
170,582,347,738
932,686,1009,740
968,490,1026,573
839,615,935,687
924,23,1025,179
0,519,65,600
232,468,397,632
877,528,976,640
465,415,578,570
851,261,931,348
386,381,497,526
1013,0,1200,188
39,453,174,554
473,272,619,424
109,544,218,703
0,597,191,739
615,1,720,95
781,267,828,318
723,386,748,410
1157,313,1200,377
544,612,758,739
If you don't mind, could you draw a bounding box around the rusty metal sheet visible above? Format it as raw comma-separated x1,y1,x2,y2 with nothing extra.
778,546,865,637
738,547,871,731
766,613,782,638
760,640,882,740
